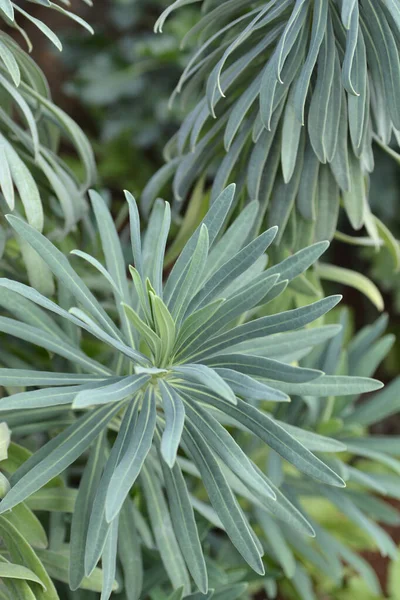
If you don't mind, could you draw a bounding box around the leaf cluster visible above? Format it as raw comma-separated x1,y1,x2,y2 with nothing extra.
145,0,400,248
0,185,391,599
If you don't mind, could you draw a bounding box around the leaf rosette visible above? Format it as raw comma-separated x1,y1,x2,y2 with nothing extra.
0,184,382,596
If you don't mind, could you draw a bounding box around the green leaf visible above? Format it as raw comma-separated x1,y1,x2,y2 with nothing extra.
0,0,14,20
266,240,329,281
169,224,209,326
70,251,120,296
141,464,191,594
122,303,161,356
0,404,121,513
160,453,208,592
281,83,302,182
229,325,341,358
263,375,383,396
204,353,322,384
73,374,150,409
315,165,340,242
3,502,47,549
118,500,143,600
0,143,14,209
0,516,59,600
322,488,397,558
100,516,119,600
0,74,39,159
143,199,171,297
89,190,136,345
315,263,384,311
165,185,235,305
3,143,42,230
159,381,185,468
194,390,345,487
6,216,121,341
0,317,108,376
187,226,277,314
255,509,295,578
105,388,157,522
183,395,276,500
213,368,289,402
0,381,113,412
85,402,137,575
70,435,106,590
0,370,105,387
69,307,149,366
26,488,77,513
0,560,45,588
347,377,400,427
195,295,341,357
35,550,110,593
374,215,400,271
177,273,279,361
166,588,184,600
292,0,328,124
308,15,340,162
125,191,144,278
150,294,176,365
173,364,236,404
182,424,264,575
342,149,366,229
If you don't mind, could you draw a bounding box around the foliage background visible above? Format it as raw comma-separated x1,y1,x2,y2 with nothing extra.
1,0,400,599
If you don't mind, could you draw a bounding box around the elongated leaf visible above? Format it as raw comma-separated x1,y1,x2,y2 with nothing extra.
0,380,120,412
186,403,276,499
177,273,279,361
35,550,109,593
204,353,322,383
194,295,341,358
173,364,236,404
214,368,289,402
262,375,383,396
73,374,150,409
6,217,121,341
143,200,171,297
160,453,207,592
165,185,235,304
0,404,120,513
189,388,345,487
85,401,138,576
141,465,191,593
70,435,106,590
0,370,105,387
1,503,47,551
187,226,277,314
0,516,59,600
256,509,295,577
315,263,384,310
182,424,264,575
105,388,156,521
0,561,45,587
100,516,119,600
169,224,209,326
118,500,143,600
0,316,108,376
159,381,186,468
347,377,400,426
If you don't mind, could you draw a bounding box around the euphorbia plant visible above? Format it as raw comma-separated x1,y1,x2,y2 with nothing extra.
0,185,382,598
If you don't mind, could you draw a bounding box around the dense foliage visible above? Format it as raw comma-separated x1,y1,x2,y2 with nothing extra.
145,0,400,246
0,1,399,599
